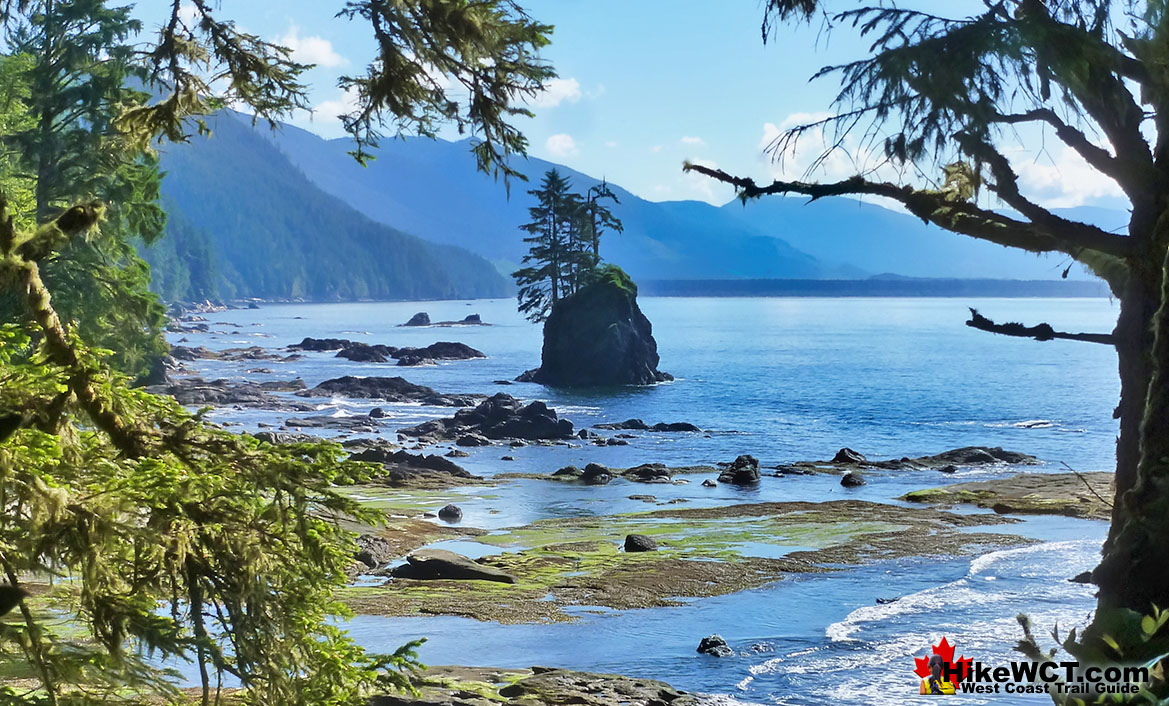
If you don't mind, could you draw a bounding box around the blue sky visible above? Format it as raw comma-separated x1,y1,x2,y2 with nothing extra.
133,1,1126,210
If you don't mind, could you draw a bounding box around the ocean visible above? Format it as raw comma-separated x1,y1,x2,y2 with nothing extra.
173,296,1119,704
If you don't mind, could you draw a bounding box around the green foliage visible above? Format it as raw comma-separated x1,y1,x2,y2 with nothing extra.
0,316,424,704
512,169,623,322
0,2,168,378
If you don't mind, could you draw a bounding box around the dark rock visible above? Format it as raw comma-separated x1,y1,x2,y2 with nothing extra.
463,314,482,323
337,343,395,363
253,431,317,445
349,448,478,486
284,415,380,431
697,634,734,657
517,265,671,386
445,449,470,458
369,407,386,419
493,379,514,385
939,464,959,474
390,549,515,583
650,422,701,432
718,455,761,485
437,504,463,522
594,418,650,431
456,433,491,447
581,463,613,485
146,377,313,411
403,312,431,327
354,534,395,570
395,341,486,366
398,393,575,442
501,455,515,461
623,463,672,483
832,447,867,464
605,437,629,446
1070,571,1094,584
553,465,583,477
289,337,354,352
624,534,658,552
876,596,900,604
303,375,480,406
841,472,867,487
702,479,717,488
247,302,260,309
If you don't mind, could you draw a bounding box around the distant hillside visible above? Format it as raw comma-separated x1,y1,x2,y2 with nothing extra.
260,121,1118,282
723,197,1127,281
259,123,839,279
146,113,508,302
640,278,1111,298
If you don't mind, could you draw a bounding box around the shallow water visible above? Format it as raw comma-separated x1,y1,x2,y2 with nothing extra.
172,296,1119,704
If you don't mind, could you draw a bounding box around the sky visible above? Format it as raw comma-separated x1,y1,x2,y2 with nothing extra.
132,1,1129,211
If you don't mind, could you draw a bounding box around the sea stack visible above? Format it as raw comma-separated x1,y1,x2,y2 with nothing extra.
518,265,671,386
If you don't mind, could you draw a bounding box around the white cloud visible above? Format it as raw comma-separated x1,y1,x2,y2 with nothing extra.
680,136,705,146
311,86,361,125
545,133,579,158
278,25,347,68
1012,145,1125,209
529,78,582,108
605,140,618,148
178,2,200,26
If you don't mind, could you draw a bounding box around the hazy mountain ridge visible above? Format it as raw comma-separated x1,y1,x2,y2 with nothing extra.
146,113,509,302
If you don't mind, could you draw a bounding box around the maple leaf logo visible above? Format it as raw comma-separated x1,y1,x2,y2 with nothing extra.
913,636,973,682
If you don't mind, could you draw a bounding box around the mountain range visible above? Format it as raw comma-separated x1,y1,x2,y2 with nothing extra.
146,111,1118,301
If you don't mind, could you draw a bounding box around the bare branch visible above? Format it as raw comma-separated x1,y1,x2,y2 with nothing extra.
966,308,1115,345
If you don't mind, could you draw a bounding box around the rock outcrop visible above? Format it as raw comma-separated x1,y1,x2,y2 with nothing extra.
697,634,734,657
517,266,671,386
389,549,516,583
404,312,431,327
302,376,481,407
147,377,313,411
397,393,575,443
593,418,700,432
718,455,761,485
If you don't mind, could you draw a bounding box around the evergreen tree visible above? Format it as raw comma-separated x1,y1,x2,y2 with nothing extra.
513,170,626,322
513,169,575,322
0,0,167,378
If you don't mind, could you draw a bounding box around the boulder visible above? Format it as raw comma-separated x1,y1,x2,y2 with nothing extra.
832,447,867,464
553,465,583,477
463,314,482,323
390,549,515,583
516,265,671,386
581,463,613,485
437,504,463,522
348,448,478,486
369,407,386,419
841,472,867,488
395,341,486,367
623,463,672,483
456,433,492,447
594,418,651,431
651,422,701,432
353,534,396,570
702,479,717,488
718,455,761,485
697,634,734,657
404,312,431,327
624,534,658,552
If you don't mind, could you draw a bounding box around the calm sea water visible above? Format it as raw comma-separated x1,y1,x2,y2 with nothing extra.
176,296,1119,705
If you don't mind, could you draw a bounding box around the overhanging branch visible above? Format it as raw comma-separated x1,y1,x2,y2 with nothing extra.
682,163,1132,260
966,308,1114,345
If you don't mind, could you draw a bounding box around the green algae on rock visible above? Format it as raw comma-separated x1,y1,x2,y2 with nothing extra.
903,472,1113,520
340,499,1033,623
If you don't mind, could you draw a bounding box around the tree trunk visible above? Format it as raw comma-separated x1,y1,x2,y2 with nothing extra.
1096,263,1167,613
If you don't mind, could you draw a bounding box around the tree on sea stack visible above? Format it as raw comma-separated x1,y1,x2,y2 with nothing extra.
689,0,1169,676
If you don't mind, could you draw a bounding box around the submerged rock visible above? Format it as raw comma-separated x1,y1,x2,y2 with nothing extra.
697,634,734,657
390,549,515,583
517,266,671,386
718,455,761,485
